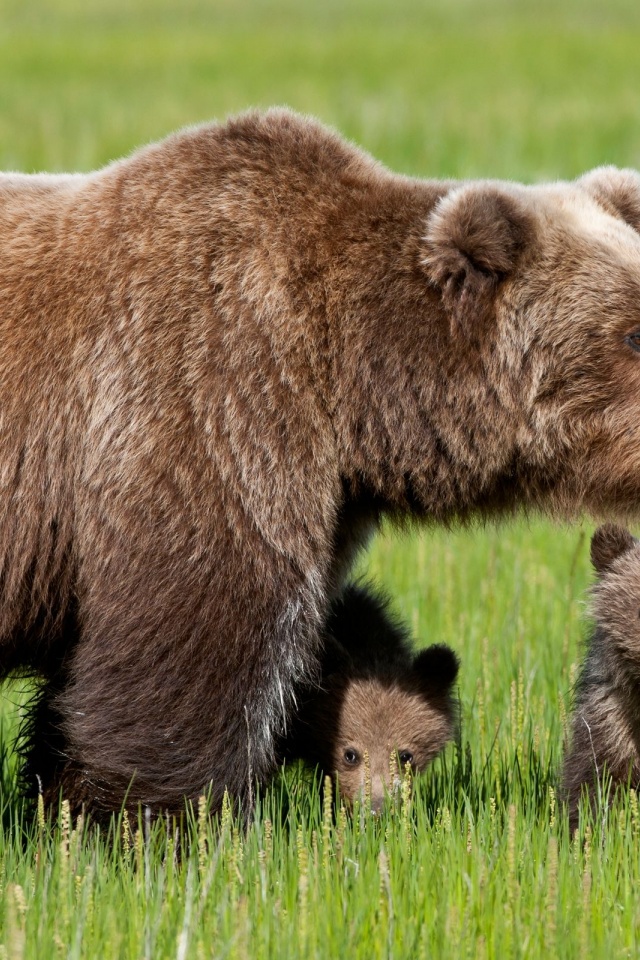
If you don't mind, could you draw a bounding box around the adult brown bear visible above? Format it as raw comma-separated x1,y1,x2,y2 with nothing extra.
2,109,640,815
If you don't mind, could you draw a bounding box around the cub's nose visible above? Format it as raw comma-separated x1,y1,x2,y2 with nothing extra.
370,775,387,814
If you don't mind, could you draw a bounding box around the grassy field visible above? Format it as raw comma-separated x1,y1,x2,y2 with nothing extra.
2,0,640,956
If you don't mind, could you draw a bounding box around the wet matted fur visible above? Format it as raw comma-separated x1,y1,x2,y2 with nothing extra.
2,110,640,814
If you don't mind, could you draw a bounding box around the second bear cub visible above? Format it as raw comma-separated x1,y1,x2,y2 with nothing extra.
283,585,459,811
563,525,640,827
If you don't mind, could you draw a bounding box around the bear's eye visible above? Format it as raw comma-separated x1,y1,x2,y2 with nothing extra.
343,748,360,766
398,751,414,767
625,332,640,353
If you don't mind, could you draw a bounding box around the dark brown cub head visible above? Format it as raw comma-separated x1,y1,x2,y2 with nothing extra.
304,641,459,812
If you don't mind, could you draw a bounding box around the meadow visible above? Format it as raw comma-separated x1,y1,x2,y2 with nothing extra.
2,0,640,956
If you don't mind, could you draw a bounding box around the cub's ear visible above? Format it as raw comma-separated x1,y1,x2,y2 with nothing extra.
423,185,532,335
579,166,640,233
412,643,459,695
590,524,637,575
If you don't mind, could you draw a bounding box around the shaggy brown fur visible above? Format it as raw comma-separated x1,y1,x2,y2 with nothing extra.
2,111,640,815
562,526,640,828
281,584,459,811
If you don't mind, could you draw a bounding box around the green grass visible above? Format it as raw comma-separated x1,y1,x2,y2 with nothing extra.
2,0,640,956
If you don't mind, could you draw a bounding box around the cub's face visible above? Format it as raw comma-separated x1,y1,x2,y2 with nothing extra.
310,643,459,812
423,167,640,515
330,678,455,812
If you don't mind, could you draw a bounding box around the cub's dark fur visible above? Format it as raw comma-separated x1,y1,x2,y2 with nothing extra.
562,525,640,828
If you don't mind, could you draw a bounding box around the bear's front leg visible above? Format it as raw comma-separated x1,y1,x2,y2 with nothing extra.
33,547,324,817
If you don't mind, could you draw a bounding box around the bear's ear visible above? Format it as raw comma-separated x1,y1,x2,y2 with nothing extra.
412,643,459,695
590,524,637,575
579,166,640,234
422,185,532,334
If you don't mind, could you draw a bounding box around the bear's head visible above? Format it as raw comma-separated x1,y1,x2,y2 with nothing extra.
308,641,459,812
421,167,640,519
588,523,640,684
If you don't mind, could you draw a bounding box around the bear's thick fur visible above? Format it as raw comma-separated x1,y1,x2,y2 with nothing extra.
562,525,640,828
3,109,640,814
281,584,459,811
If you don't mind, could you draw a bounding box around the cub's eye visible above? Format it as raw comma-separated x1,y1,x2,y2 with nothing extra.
625,332,640,352
343,748,360,766
398,751,414,767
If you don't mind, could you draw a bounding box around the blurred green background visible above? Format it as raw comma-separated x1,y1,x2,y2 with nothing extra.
2,0,640,179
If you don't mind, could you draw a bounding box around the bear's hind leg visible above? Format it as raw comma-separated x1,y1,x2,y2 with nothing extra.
46,560,325,818
17,672,94,816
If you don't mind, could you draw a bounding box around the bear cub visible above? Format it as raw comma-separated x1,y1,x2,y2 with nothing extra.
563,525,640,827
282,584,459,811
